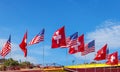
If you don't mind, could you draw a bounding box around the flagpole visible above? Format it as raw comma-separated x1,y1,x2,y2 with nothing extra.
66,48,68,67
103,63,105,72
84,55,86,72
110,64,111,72
24,45,28,69
117,65,118,72
94,53,96,72
75,54,77,72
94,60,96,72
25,57,28,68
42,42,45,72
9,46,12,59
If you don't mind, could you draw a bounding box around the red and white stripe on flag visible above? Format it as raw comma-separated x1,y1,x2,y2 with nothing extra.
81,44,95,56
61,36,77,48
29,29,44,45
29,35,44,45
0,36,11,58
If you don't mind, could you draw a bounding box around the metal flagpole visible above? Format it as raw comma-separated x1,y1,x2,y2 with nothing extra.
110,64,112,72
75,54,78,72
66,48,68,66
103,63,105,72
85,56,86,72
42,42,45,72
94,60,96,72
94,53,96,72
25,57,27,68
117,65,119,72
25,45,28,69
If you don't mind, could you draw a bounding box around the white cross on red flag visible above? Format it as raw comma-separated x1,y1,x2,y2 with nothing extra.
94,44,107,61
19,31,27,57
51,26,66,48
69,34,84,54
106,51,118,65
77,34,84,52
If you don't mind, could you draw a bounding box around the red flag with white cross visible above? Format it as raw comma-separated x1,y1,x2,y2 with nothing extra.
51,26,66,48
94,44,107,61
69,34,84,54
77,34,84,52
106,52,118,65
19,31,27,57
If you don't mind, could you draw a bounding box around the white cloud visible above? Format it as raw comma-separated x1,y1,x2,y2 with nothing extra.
0,39,7,48
86,20,120,50
74,20,120,63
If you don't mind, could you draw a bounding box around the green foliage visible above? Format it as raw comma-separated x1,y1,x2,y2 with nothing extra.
4,58,19,67
1,58,33,69
19,61,33,68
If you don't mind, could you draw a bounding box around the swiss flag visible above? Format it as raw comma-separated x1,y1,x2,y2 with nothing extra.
69,34,84,54
106,52,118,65
51,26,66,48
19,31,27,57
94,44,107,61
77,34,84,52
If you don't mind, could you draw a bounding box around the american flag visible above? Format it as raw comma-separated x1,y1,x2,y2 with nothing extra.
66,32,78,47
29,29,45,45
81,40,95,56
0,35,11,58
61,32,78,48
68,32,80,54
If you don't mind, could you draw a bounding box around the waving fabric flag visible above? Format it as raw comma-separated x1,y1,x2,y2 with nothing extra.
94,44,107,61
0,35,11,58
29,29,45,45
68,32,78,54
77,34,84,52
106,52,118,65
81,40,95,56
69,34,84,54
62,32,78,48
19,31,27,57
51,26,66,48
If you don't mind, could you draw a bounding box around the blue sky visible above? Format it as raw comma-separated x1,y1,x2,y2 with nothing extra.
0,0,120,66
